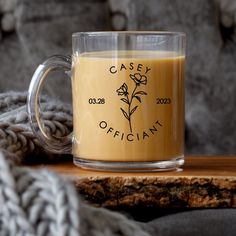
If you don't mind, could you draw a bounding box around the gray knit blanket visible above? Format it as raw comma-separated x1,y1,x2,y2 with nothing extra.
0,91,149,236
0,91,72,164
0,152,151,236
1,91,236,236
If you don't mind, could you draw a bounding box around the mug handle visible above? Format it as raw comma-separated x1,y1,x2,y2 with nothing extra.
27,55,72,154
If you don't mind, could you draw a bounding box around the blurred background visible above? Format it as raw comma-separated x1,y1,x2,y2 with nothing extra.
0,0,235,155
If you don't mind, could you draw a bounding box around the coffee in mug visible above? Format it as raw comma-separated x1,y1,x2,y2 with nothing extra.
28,32,186,171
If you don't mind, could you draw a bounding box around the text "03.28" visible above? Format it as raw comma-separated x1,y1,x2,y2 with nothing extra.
88,98,106,104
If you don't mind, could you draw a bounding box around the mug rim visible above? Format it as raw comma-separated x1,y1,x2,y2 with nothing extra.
72,31,186,38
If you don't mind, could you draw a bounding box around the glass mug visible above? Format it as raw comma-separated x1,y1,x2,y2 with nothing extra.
27,31,186,172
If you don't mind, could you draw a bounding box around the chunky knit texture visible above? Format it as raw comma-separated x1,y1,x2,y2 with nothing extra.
0,152,150,236
0,91,151,236
0,152,80,236
0,91,72,164
0,92,79,235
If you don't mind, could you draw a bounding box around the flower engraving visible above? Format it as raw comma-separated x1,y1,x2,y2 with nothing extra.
130,73,147,86
116,73,148,133
116,83,129,96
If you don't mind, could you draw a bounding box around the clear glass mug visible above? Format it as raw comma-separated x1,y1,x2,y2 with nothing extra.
27,31,186,172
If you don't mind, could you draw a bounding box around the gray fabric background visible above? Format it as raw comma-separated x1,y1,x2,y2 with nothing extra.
0,0,235,155
139,209,236,236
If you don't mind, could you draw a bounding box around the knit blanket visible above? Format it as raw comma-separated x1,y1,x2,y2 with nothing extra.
0,91,72,164
0,91,149,236
0,152,151,236
1,91,236,236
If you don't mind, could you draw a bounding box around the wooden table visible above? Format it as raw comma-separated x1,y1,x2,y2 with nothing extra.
33,156,236,208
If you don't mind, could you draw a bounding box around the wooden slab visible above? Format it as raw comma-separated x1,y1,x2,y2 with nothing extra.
32,156,236,208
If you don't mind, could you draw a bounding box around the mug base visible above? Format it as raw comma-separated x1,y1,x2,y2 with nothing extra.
73,156,184,172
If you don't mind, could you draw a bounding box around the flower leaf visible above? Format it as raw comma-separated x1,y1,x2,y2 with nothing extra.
134,91,147,96
134,96,141,103
120,98,129,104
120,108,129,120
130,106,138,115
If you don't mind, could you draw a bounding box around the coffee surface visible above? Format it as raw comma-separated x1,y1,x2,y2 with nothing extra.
72,51,185,162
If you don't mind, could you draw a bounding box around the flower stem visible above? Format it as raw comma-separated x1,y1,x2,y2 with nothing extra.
128,118,132,133
130,84,138,105
125,94,132,133
127,84,138,133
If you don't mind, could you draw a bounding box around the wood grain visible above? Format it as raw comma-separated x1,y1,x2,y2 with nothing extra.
31,156,236,208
